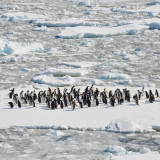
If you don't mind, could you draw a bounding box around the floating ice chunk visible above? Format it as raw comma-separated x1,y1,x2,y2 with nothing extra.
36,18,99,27
32,74,79,86
0,56,45,63
0,38,44,55
146,1,160,5
104,62,127,67
58,9,72,15
39,67,88,76
78,0,90,6
2,12,47,21
106,119,143,133
58,24,149,39
124,68,137,72
86,79,106,86
118,80,132,84
151,135,160,138
0,5,18,10
8,135,21,141
60,61,100,68
112,50,127,56
123,55,138,61
140,147,151,154
32,26,51,32
99,72,130,80
110,7,122,12
22,68,37,72
104,145,126,153
46,129,65,136
0,143,12,149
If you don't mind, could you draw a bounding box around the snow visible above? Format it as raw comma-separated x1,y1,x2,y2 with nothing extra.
38,67,88,76
58,24,149,39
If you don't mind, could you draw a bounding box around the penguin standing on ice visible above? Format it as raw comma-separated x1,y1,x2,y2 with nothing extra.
145,91,149,99
18,100,21,108
51,101,55,110
60,100,63,109
155,89,159,98
8,102,14,108
133,94,139,105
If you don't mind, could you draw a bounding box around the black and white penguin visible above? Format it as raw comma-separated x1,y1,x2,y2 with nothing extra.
155,89,159,98
51,101,55,110
32,101,36,108
60,100,63,109
149,94,155,103
38,95,41,103
8,102,14,108
20,91,23,99
110,96,115,106
145,91,149,99
79,100,83,108
21,97,27,104
71,100,76,110
109,90,112,98
18,100,21,108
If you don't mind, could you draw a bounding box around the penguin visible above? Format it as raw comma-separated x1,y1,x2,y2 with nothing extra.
13,94,18,104
155,89,159,98
110,96,115,106
141,87,145,97
32,101,36,108
9,92,13,99
119,98,124,105
71,100,76,110
100,92,103,102
60,100,63,109
18,100,21,108
8,102,14,108
51,101,55,110
21,97,27,104
135,98,139,105
145,91,149,99
46,98,50,108
96,98,99,106
38,95,41,103
20,91,23,99
79,100,83,108
149,94,155,103
10,88,15,95
109,90,112,98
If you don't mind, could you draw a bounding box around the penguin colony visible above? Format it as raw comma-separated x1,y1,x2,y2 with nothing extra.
8,86,158,110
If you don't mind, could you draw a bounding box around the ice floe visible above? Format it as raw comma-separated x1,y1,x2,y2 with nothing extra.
99,72,130,80
58,24,149,39
0,38,44,55
104,145,126,153
38,67,88,76
35,18,99,27
2,12,47,22
60,61,100,68
106,119,143,133
32,74,79,86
